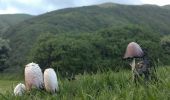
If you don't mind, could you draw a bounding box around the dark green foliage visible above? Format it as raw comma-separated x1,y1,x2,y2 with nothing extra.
0,14,32,70
29,33,100,76
0,38,10,71
161,35,170,54
0,14,33,36
161,35,170,64
29,26,161,77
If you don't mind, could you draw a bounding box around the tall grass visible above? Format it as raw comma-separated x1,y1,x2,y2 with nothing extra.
0,66,170,99
0,73,23,81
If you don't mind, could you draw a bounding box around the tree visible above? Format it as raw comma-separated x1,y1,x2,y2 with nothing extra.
161,35,170,64
28,25,162,77
161,35,170,54
0,37,10,71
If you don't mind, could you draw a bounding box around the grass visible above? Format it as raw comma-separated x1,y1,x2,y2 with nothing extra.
0,80,19,94
0,66,170,99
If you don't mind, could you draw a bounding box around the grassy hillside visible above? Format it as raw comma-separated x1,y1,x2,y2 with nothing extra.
0,66,170,99
2,3,170,70
0,14,33,36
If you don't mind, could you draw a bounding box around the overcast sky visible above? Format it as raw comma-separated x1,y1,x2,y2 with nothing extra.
0,0,170,15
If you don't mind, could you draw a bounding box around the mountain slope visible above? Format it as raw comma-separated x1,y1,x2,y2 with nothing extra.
3,3,170,69
0,14,33,36
162,5,170,10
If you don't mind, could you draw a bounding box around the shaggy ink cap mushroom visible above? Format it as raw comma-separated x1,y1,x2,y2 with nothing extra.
124,42,144,59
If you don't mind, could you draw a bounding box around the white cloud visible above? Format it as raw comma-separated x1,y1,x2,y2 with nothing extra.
0,0,56,15
15,0,42,5
0,7,20,14
141,0,170,6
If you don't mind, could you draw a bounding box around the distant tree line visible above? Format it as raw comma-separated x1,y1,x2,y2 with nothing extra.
28,25,169,77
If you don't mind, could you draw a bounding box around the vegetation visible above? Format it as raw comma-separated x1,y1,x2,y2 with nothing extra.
162,5,170,10
0,3,170,99
0,14,32,72
161,35,170,64
0,14,33,36
0,80,19,94
0,38,10,71
0,66,170,99
28,26,162,77
1,3,170,71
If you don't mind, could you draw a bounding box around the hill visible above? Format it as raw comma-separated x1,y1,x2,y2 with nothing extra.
0,14,33,36
162,5,170,10
2,3,170,70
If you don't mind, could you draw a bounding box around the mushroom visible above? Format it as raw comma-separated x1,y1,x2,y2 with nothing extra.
124,42,144,80
25,62,44,91
14,83,26,96
44,68,59,93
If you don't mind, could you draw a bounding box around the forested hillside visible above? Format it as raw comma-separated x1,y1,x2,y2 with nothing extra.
162,5,170,10
0,14,33,36
1,3,170,72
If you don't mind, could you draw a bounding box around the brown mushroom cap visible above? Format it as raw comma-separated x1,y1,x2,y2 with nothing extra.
124,42,144,59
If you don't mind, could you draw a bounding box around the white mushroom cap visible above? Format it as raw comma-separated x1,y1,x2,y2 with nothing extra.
124,42,144,59
14,83,26,96
25,62,44,90
44,68,59,93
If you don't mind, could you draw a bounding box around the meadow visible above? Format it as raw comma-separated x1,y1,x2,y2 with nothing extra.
0,3,170,100
0,66,170,100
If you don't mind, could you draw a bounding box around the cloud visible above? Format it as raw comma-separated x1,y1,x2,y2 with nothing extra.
0,0,169,15
141,0,170,6
0,7,19,14
0,0,51,14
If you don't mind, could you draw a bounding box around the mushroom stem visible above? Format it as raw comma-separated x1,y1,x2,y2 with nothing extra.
131,58,136,71
130,58,136,81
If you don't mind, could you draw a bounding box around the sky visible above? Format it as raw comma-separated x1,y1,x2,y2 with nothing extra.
0,0,170,15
